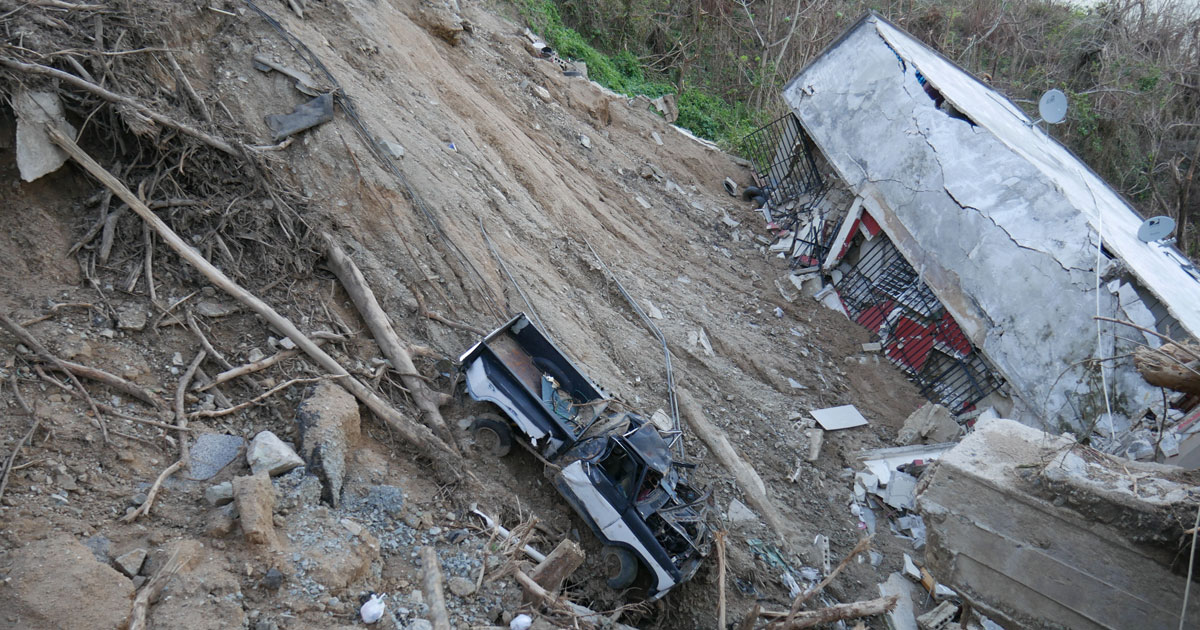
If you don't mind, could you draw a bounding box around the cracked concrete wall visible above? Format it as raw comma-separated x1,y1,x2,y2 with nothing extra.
782,21,1160,431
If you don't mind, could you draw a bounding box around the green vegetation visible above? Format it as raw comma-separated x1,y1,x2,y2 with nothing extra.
514,0,762,150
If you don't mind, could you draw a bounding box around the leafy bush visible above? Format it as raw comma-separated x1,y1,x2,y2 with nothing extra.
514,0,757,151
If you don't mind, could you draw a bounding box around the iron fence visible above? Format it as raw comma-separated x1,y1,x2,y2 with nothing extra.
741,114,837,266
833,234,1004,413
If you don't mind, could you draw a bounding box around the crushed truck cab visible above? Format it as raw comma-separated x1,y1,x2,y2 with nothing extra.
459,314,711,599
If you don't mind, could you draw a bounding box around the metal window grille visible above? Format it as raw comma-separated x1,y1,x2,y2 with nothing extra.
741,114,837,267
833,235,1004,413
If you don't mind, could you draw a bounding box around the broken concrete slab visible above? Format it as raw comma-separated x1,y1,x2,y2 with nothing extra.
859,443,955,486
918,417,1200,629
878,572,919,630
810,404,868,430
187,433,246,480
14,90,77,182
896,402,960,445
296,380,361,506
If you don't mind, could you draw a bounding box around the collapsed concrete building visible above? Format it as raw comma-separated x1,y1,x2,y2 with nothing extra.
918,417,1200,630
744,12,1200,458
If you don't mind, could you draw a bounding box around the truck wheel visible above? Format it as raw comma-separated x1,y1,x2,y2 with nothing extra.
470,415,512,457
602,546,639,590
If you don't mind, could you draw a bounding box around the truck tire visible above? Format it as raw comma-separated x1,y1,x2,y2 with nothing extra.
602,546,639,590
470,415,512,457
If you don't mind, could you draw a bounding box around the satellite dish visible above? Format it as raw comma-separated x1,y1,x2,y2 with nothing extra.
1028,89,1068,127
1137,216,1176,243
1038,89,1068,124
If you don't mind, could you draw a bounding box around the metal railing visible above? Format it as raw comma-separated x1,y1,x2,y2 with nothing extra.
741,113,838,266
833,235,1004,413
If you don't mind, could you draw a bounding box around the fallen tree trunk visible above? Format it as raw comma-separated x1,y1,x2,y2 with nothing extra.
678,389,800,551
1134,342,1200,396
420,546,451,630
528,539,585,595
322,233,459,452
48,126,465,484
762,595,898,629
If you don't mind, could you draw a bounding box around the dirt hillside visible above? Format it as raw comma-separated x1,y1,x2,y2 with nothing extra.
0,1,928,628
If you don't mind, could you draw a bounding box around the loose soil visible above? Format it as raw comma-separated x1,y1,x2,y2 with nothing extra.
0,1,929,628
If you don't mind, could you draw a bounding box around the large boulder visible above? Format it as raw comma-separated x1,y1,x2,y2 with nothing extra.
296,381,360,507
0,534,134,629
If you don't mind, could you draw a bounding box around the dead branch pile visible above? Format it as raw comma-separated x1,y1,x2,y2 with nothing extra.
0,0,320,288
0,1,473,488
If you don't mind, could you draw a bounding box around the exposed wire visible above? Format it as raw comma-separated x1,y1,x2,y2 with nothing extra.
583,239,682,457
479,217,546,334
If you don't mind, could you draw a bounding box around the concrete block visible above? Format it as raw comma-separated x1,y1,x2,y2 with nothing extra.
917,418,1200,629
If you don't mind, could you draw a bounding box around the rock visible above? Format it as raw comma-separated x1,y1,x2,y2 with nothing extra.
278,337,296,350
247,431,304,477
113,548,147,577
447,576,476,597
190,434,246,481
635,196,651,209
651,93,679,123
262,567,284,591
131,492,148,506
579,134,591,149
116,303,148,331
0,534,134,629
296,381,360,506
651,131,663,145
233,472,279,546
13,90,77,182
532,85,552,103
204,504,238,538
896,402,960,446
205,481,235,506
379,139,406,159
194,299,239,318
246,347,266,363
727,498,758,524
83,534,111,563
409,620,433,630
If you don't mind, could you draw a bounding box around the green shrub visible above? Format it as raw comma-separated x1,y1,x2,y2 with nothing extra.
513,0,758,152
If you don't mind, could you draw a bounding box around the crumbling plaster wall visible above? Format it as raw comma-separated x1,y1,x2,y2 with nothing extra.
782,22,1159,431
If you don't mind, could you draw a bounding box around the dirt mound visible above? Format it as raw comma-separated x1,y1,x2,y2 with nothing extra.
0,1,926,628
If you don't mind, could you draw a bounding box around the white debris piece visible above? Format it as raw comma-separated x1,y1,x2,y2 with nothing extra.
14,90,77,182
360,593,385,623
509,614,533,630
810,404,869,430
727,498,758,523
